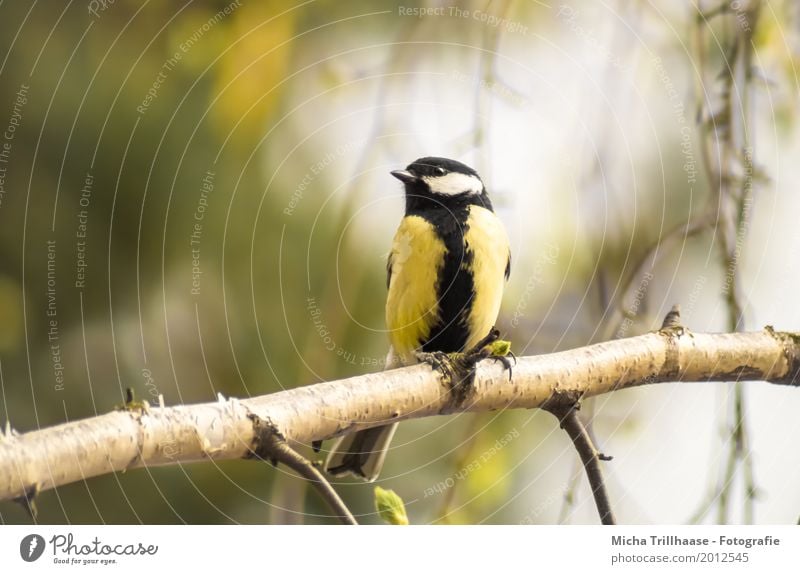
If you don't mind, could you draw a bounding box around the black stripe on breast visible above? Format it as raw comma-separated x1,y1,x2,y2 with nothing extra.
407,200,476,353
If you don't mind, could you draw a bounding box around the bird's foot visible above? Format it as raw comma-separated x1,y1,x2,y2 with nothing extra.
114,387,150,413
415,351,457,380
416,328,514,411
485,350,516,380
458,328,515,381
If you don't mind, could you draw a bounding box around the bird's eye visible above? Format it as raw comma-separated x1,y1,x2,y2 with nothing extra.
435,167,447,175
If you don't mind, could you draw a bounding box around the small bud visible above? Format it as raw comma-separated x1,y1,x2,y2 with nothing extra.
374,486,409,525
488,339,511,357
661,304,682,329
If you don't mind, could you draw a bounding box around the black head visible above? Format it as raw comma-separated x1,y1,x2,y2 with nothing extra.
391,157,486,200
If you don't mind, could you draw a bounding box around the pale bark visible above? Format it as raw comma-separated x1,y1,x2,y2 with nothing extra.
1,328,797,502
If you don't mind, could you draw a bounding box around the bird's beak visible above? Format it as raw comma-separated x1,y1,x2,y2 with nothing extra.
391,170,419,184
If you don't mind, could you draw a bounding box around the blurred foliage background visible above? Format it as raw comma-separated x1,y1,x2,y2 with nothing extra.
0,0,799,524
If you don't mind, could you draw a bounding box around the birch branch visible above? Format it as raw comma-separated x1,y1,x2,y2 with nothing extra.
542,396,615,525
1,328,798,503
248,423,357,525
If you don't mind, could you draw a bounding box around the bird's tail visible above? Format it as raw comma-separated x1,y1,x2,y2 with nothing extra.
324,347,404,481
324,423,398,482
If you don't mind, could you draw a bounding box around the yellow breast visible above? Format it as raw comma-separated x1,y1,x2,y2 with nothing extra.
385,206,510,365
385,215,447,364
463,205,510,349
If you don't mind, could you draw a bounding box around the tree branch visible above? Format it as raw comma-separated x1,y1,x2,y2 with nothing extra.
0,328,798,504
543,395,615,525
248,418,357,525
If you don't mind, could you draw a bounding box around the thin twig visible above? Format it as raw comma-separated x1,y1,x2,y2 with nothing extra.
688,485,717,524
251,421,357,525
543,395,615,525
692,0,762,525
557,399,600,524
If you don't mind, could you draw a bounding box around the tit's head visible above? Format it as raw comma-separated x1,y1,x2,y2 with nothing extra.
391,157,485,199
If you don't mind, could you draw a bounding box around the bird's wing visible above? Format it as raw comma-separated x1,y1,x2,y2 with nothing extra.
386,250,393,290
385,215,447,362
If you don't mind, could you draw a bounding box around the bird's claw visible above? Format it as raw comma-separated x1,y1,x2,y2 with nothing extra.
487,353,515,380
416,328,514,387
415,351,457,379
463,328,514,380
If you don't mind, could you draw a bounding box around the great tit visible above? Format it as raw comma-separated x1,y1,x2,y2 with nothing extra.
325,157,511,481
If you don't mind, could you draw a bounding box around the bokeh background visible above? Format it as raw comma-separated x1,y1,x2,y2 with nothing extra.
0,0,798,524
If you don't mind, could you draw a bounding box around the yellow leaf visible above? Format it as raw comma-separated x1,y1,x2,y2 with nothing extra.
211,2,297,147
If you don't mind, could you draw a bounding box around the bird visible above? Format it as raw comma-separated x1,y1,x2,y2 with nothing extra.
324,156,511,482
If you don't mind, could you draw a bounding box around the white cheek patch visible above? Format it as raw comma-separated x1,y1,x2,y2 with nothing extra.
423,172,483,196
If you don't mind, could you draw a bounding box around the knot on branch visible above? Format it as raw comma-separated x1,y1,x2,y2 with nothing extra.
246,414,285,466
540,390,584,421
246,414,358,525
446,361,479,411
14,484,39,520
657,319,686,379
660,304,682,330
764,326,800,386
542,391,611,462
